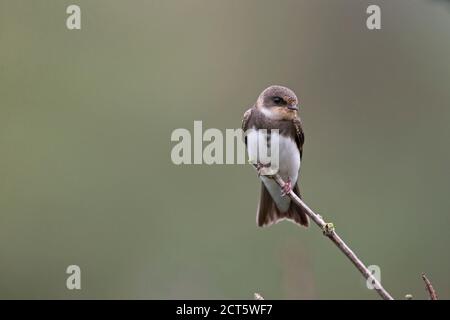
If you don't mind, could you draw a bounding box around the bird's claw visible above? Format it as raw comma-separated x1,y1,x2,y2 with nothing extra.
280,179,292,197
255,162,264,176
254,162,277,177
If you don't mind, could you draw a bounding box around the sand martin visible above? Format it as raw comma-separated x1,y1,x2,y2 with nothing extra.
242,85,309,227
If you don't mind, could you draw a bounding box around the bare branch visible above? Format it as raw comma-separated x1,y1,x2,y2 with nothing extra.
254,293,265,300
422,273,438,300
266,171,394,300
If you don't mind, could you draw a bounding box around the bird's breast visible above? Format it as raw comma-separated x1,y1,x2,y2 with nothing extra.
246,127,300,184
277,133,300,183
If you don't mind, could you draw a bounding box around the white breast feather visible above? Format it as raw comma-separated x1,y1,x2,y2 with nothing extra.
247,127,301,213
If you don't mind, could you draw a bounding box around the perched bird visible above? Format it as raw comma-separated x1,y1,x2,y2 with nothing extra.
242,85,309,227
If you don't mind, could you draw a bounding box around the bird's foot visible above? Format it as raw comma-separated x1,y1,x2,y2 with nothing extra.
322,222,335,236
254,162,265,173
248,159,264,174
280,178,292,197
256,162,277,177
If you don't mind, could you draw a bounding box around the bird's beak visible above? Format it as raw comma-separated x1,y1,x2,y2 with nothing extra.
287,104,299,111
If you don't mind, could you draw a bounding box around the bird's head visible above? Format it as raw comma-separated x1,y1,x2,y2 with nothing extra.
255,85,300,120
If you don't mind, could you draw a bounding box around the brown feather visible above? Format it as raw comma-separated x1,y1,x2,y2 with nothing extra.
257,183,309,227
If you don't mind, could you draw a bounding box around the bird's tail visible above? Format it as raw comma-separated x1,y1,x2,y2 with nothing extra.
257,183,309,227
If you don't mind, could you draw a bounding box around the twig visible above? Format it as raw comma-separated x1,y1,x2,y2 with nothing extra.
422,273,438,300
254,293,264,300
267,172,394,300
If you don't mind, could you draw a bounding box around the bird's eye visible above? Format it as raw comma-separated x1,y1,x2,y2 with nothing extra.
273,96,284,104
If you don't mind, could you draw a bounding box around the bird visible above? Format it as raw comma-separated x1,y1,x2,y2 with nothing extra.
242,85,309,227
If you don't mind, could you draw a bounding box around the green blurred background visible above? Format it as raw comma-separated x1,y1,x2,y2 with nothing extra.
1,0,450,299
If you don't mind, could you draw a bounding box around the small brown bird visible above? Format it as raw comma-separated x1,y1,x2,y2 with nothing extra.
242,85,309,227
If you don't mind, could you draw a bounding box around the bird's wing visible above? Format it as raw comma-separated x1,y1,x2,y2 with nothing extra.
293,117,305,160
241,107,254,145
